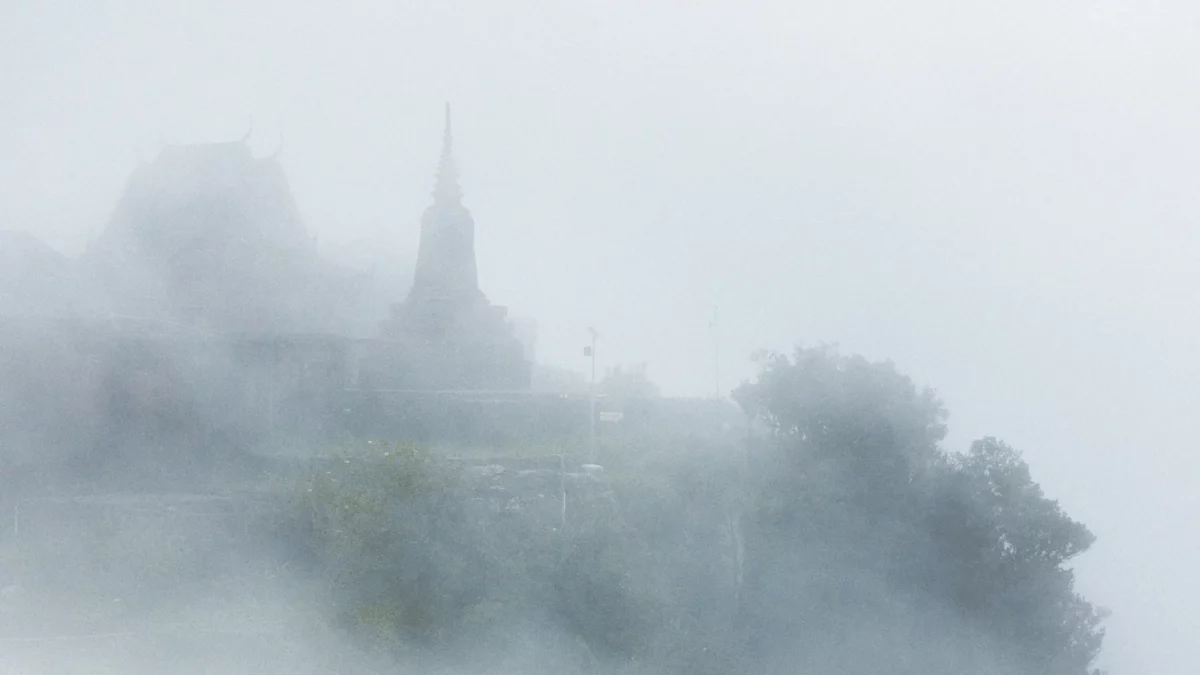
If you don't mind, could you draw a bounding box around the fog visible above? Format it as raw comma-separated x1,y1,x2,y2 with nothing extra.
2,0,1197,672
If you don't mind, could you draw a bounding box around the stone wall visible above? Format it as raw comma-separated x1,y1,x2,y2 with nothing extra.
337,390,743,447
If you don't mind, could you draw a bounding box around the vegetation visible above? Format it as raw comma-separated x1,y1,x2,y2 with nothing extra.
290,345,1106,674
734,347,1105,674
0,342,1104,673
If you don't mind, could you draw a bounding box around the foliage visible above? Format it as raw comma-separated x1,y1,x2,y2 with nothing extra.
304,443,480,648
290,344,1107,675
928,438,1108,672
733,345,1106,674
299,442,657,668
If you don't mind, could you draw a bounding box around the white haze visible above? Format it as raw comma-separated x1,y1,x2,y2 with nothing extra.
2,0,1197,671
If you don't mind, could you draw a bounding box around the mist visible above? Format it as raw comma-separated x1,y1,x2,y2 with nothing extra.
2,0,1196,672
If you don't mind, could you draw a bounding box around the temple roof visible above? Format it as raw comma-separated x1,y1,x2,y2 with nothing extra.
80,137,361,334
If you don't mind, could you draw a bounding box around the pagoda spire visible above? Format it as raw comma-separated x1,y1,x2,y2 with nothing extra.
433,102,461,203
372,103,530,391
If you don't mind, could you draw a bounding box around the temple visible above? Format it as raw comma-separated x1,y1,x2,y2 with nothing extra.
365,104,531,391
0,109,535,465
79,134,365,335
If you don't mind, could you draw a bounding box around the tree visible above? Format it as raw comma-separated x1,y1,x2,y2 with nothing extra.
733,346,947,520
927,438,1107,673
732,345,1106,674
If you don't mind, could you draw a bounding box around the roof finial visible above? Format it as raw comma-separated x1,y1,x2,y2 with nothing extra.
432,102,462,203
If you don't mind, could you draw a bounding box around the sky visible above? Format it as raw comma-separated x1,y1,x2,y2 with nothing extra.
2,0,1198,670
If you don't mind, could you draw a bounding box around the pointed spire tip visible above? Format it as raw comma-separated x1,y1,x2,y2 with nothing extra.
433,102,461,203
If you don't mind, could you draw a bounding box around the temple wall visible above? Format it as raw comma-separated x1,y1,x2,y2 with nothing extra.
337,389,743,448
0,320,353,463
1,318,741,475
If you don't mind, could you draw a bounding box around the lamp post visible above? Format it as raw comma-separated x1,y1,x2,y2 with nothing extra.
585,327,599,464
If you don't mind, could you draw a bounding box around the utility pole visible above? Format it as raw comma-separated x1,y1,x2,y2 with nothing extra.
585,327,599,464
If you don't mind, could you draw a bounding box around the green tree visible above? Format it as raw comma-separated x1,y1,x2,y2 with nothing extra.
927,438,1107,673
733,345,1106,674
